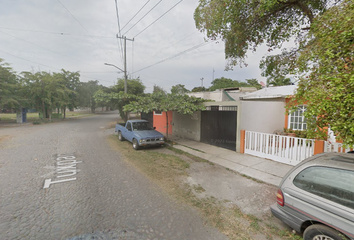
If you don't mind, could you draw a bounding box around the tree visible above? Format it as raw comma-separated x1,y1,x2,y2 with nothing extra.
266,76,292,87
0,59,20,110
171,84,189,95
21,71,72,120
194,0,334,78
124,92,210,139
104,78,146,121
208,77,261,91
209,77,234,91
77,80,100,113
153,84,166,95
57,69,80,118
245,79,262,89
191,86,207,92
291,0,354,146
112,78,145,95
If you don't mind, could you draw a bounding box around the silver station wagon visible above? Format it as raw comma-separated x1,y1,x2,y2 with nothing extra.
271,152,354,240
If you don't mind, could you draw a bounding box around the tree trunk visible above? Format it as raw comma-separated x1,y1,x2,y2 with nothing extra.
41,101,45,120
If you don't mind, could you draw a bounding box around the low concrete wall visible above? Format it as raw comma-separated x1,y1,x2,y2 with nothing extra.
172,111,201,141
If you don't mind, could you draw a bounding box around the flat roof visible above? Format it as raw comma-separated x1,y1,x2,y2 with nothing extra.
240,85,297,100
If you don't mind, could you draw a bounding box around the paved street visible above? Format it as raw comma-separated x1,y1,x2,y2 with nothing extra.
0,112,226,240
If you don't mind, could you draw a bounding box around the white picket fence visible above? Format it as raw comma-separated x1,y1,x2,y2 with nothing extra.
245,131,315,166
324,141,353,153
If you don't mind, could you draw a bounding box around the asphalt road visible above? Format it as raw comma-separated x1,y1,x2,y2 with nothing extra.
0,112,226,240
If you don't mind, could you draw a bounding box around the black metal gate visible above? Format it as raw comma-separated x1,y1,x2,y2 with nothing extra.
201,106,237,151
141,112,153,125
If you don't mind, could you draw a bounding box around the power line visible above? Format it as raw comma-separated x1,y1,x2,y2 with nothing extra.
114,0,124,64
133,0,184,38
121,0,150,31
151,30,198,58
0,27,116,38
0,30,107,71
57,0,114,61
134,40,217,73
0,49,114,84
0,49,61,71
122,0,162,36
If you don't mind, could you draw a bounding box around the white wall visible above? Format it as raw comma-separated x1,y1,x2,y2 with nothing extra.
240,99,286,134
172,111,201,141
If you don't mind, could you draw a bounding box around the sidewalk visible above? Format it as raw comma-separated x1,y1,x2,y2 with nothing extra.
171,138,293,186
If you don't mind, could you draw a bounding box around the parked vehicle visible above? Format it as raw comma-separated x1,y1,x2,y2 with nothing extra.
115,120,164,150
271,152,354,240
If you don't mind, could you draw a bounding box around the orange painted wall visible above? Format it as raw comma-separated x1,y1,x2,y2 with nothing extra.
153,111,173,135
284,98,290,129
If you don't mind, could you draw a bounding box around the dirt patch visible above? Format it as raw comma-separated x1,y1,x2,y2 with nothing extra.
107,134,299,240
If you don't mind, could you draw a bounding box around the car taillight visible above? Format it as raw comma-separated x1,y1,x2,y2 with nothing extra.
277,189,284,206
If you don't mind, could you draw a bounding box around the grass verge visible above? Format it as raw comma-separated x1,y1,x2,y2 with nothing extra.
0,111,95,124
108,134,302,240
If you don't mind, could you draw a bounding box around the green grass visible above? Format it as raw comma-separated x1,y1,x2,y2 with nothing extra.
108,135,302,240
0,111,94,123
166,146,214,165
0,112,40,121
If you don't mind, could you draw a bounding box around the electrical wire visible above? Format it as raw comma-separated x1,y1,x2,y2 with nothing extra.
0,49,115,84
57,0,114,61
0,49,61,71
133,39,217,73
151,30,198,58
115,0,124,64
0,30,107,71
133,0,183,38
121,0,150,31
0,27,116,38
122,0,162,36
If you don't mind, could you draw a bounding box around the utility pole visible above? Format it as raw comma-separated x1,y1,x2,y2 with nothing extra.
200,77,204,89
117,35,134,93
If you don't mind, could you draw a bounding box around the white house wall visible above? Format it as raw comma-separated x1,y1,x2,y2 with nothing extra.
172,111,201,141
240,99,286,134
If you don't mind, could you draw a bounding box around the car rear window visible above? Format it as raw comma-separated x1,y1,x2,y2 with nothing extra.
293,166,354,209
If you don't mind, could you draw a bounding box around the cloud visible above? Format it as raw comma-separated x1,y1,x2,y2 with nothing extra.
0,0,267,93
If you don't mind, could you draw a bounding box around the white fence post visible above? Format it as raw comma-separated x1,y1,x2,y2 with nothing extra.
244,130,315,166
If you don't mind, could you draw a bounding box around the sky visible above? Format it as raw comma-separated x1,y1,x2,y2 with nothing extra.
0,0,269,93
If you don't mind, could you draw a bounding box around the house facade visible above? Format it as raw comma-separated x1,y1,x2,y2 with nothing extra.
151,85,304,152
239,85,298,134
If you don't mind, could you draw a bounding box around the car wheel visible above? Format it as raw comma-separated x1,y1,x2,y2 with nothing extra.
132,139,139,150
118,131,124,141
303,224,348,240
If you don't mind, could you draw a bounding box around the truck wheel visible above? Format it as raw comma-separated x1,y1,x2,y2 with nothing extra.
132,139,140,150
303,224,348,240
118,131,124,141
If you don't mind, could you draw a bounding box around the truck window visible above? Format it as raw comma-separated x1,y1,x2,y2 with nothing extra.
293,166,354,209
126,122,132,131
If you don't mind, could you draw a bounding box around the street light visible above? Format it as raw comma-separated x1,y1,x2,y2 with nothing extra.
104,62,127,93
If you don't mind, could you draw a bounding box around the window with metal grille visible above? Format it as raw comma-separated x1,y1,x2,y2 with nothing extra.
205,106,237,111
289,105,307,130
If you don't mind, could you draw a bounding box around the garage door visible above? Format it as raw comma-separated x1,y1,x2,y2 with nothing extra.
201,106,237,151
